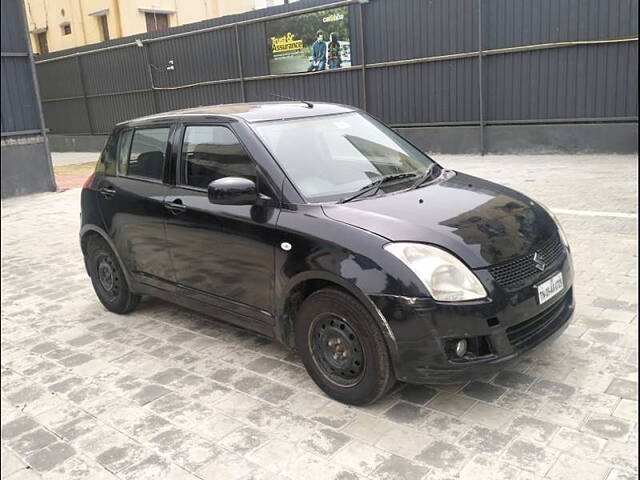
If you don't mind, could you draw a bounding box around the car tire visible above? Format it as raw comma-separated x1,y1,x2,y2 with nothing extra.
295,288,395,405
86,236,140,314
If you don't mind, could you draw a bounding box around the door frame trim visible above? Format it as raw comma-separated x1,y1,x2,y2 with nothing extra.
171,121,284,201
177,282,275,325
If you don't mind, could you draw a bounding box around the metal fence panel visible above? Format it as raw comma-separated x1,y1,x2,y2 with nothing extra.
367,58,480,125
1,0,30,54
484,0,639,49
1,56,41,133
41,99,91,134
239,22,270,78
36,57,85,100
33,0,638,136
149,28,240,87
484,42,638,121
1,0,55,198
363,0,478,64
245,69,363,107
80,48,149,96
87,92,156,133
1,0,42,134
155,83,244,112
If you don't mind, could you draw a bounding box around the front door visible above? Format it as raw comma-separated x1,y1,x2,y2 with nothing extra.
164,124,279,326
96,126,175,292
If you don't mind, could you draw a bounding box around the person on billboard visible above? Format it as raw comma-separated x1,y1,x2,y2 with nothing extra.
327,32,342,69
307,30,327,72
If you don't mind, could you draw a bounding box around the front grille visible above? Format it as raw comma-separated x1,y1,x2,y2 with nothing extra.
489,235,565,291
506,289,572,350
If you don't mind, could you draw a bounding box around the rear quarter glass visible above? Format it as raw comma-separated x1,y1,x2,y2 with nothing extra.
95,134,117,176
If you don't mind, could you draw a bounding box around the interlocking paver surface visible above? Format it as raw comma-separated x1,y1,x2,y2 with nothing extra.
1,154,638,479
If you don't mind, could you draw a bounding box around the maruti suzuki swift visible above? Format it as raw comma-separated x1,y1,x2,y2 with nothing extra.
80,102,575,405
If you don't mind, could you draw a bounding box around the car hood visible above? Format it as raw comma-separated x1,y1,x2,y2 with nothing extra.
321,171,557,268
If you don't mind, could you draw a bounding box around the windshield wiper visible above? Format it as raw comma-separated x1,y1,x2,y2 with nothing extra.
409,163,438,190
339,172,419,203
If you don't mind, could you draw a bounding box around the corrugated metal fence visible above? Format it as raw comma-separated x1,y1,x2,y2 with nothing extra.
34,0,638,143
1,0,55,198
1,0,45,136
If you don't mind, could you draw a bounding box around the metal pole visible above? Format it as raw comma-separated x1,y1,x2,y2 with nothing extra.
358,3,367,111
76,55,94,134
19,0,56,192
234,24,246,102
478,0,485,155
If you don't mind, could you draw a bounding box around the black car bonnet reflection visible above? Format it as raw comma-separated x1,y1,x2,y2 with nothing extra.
322,172,556,268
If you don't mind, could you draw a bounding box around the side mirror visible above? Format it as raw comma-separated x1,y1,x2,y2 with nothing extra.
208,177,258,205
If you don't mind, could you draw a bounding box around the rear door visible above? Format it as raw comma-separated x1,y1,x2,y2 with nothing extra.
164,123,280,327
96,125,176,292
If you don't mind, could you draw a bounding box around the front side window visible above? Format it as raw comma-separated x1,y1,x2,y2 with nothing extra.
253,112,435,202
124,127,170,180
181,126,256,189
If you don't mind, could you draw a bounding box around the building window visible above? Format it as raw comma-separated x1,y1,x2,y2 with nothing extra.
145,12,169,32
36,32,48,54
61,24,71,35
98,15,110,41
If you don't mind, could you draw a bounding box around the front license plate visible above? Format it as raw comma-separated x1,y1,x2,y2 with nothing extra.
537,272,564,305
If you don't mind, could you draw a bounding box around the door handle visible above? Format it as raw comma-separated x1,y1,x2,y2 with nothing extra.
164,200,187,215
99,186,116,199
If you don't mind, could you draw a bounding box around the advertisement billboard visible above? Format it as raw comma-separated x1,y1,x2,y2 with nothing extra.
266,6,351,75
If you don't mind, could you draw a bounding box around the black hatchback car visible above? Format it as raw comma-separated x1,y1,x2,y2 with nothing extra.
81,102,575,405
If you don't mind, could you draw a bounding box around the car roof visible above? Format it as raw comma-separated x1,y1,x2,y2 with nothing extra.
117,102,358,128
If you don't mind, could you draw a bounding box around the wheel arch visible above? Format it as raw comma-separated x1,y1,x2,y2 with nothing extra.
276,271,399,362
80,225,135,289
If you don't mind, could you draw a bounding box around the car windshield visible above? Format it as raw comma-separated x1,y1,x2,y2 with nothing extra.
252,112,436,202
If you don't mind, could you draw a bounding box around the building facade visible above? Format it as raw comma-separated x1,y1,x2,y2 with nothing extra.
24,0,256,54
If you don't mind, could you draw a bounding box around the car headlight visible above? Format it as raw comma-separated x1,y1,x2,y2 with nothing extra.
555,219,570,249
533,199,570,249
384,243,487,302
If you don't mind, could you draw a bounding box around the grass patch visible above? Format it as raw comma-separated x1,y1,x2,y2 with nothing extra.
54,161,97,189
53,161,97,176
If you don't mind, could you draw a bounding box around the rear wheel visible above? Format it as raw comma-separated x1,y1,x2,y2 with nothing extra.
295,289,394,405
86,236,140,314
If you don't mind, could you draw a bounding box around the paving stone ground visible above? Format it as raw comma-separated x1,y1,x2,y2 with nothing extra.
1,154,638,480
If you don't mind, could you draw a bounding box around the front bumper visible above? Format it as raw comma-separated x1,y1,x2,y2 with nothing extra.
369,249,575,384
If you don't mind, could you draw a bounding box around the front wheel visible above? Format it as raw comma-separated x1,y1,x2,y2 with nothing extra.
295,289,395,405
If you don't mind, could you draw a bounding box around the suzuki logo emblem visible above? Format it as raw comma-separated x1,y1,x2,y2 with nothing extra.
533,252,546,272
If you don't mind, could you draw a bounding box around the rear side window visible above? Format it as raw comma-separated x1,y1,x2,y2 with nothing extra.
97,134,117,175
117,130,133,175
122,127,170,180
181,126,256,189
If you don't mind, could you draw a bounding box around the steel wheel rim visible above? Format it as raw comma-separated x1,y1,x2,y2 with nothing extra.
308,313,365,387
97,255,119,298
